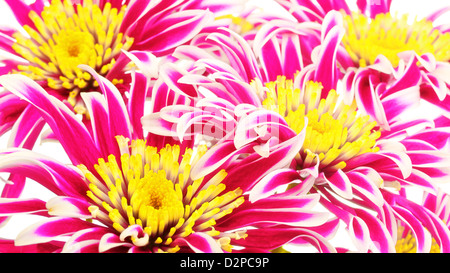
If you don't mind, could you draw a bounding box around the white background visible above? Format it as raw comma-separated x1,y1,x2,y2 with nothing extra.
0,0,449,252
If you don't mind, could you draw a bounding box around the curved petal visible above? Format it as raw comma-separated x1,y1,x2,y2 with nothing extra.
354,208,396,253
238,224,338,253
80,65,132,141
219,132,306,192
46,196,92,219
313,11,344,93
173,232,223,253
0,198,48,217
134,10,214,55
217,207,329,230
348,216,371,252
0,149,88,198
15,217,98,246
321,169,353,200
62,227,110,253
0,74,101,167
248,169,302,202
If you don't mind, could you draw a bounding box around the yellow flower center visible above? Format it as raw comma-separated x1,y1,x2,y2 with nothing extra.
260,77,381,172
342,12,450,67
78,137,245,252
11,0,133,104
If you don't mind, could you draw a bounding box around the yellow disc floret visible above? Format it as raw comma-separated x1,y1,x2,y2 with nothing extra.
78,137,245,252
342,12,450,67
260,76,381,172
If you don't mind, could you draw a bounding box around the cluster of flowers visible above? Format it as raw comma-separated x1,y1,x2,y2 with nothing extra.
0,0,449,253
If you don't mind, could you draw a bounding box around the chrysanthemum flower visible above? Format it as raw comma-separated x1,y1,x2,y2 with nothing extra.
143,13,450,252
267,0,450,124
0,0,239,141
0,72,337,253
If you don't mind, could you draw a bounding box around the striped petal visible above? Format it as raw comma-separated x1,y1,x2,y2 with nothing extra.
62,227,109,253
0,149,88,198
218,207,329,230
238,224,338,253
313,11,344,93
322,169,353,200
248,169,303,202
348,216,372,252
15,217,98,246
218,132,306,192
46,196,92,219
354,208,396,253
174,232,223,253
80,65,132,141
0,74,101,167
134,10,214,56
0,198,47,217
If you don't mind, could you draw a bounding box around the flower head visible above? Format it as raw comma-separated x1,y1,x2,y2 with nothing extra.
0,72,336,253
0,0,235,140
12,0,133,96
265,0,450,122
342,12,450,68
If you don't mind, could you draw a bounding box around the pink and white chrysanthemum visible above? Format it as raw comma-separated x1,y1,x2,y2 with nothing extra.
0,72,338,253
0,0,240,143
265,0,450,123
142,13,450,252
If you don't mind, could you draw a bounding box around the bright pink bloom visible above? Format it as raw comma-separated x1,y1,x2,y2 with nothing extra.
264,0,450,123
0,0,238,142
0,71,338,253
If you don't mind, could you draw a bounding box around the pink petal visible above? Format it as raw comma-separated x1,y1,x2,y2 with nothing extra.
314,11,344,92
239,225,337,253
0,198,47,216
46,196,92,218
354,208,396,252
353,70,389,129
174,232,222,253
99,232,133,253
80,65,132,141
0,238,63,253
134,10,214,55
0,74,102,167
347,170,384,207
159,63,198,98
80,92,116,158
0,149,89,198
15,217,98,246
128,71,150,139
249,169,302,202
321,169,353,200
219,132,306,192
190,140,255,180
218,207,329,229
348,216,371,252
63,227,109,253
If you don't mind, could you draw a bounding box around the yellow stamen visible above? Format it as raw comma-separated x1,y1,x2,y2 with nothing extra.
260,77,381,172
342,12,450,67
77,136,246,252
12,0,133,96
